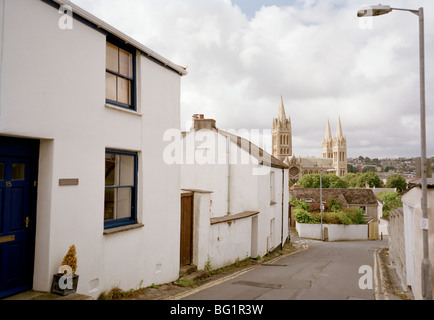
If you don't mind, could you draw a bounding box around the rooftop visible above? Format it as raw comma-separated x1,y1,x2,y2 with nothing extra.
49,0,187,76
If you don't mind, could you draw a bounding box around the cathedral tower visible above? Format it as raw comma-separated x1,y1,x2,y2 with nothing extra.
322,119,333,159
272,96,292,161
322,117,347,177
332,117,347,177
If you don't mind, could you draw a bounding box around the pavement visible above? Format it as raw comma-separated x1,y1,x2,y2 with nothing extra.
4,290,92,300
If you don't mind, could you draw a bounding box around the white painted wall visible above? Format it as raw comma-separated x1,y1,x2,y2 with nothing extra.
0,0,182,299
209,219,252,269
402,187,434,300
296,222,368,241
180,129,289,270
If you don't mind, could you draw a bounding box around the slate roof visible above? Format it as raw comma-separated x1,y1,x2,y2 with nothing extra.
49,0,187,76
217,129,288,169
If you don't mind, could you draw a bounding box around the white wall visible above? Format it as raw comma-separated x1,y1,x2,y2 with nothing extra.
296,222,368,241
208,219,252,270
0,0,182,298
402,188,434,300
180,129,289,269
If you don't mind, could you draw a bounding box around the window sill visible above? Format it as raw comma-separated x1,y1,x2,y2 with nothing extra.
105,103,142,116
103,223,144,235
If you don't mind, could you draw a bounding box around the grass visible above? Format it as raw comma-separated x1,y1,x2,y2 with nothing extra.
378,248,411,300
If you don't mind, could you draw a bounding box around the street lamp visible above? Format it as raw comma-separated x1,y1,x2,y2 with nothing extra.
357,5,432,300
320,169,335,241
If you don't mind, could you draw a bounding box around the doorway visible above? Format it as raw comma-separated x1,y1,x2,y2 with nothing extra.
0,137,39,299
180,192,194,266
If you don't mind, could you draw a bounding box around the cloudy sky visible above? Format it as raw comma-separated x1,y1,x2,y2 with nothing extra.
72,0,433,159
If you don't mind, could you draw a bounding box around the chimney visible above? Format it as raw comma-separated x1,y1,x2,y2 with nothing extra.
191,114,216,131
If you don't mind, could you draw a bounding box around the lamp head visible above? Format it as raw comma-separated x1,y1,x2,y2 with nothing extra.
357,5,392,17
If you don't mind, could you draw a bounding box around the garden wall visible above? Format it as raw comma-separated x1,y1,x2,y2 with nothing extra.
296,222,369,241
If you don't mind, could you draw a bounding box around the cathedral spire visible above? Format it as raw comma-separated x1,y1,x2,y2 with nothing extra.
325,119,332,141
278,95,287,123
336,116,343,138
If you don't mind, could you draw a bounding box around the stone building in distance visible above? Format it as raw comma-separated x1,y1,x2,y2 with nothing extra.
272,96,348,184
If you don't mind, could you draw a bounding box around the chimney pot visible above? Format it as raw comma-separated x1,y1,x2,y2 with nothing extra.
192,114,216,131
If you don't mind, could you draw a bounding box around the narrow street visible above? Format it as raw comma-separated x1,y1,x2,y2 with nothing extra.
177,236,393,300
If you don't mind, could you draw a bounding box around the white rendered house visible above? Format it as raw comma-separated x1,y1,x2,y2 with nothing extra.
178,115,290,270
0,0,186,299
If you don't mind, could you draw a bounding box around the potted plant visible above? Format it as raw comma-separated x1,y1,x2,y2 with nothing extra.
51,245,79,296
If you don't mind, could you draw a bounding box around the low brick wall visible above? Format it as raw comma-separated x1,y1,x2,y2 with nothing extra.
296,222,368,241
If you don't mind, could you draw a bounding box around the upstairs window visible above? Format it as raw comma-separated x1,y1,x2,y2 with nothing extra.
106,40,136,110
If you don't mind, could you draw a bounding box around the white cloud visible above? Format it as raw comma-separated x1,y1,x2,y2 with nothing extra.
72,0,434,158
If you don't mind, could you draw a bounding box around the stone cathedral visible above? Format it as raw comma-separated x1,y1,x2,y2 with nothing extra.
272,96,348,184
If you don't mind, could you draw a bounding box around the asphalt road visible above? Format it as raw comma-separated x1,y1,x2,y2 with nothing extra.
180,237,390,300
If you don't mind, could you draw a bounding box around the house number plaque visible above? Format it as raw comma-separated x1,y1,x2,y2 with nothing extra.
59,178,79,186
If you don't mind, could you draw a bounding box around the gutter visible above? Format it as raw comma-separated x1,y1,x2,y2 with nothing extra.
47,0,187,76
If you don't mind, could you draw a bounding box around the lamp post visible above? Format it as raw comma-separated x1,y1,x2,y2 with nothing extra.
320,169,335,241
357,5,432,300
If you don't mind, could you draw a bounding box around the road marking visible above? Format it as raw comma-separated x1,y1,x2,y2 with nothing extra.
168,265,260,300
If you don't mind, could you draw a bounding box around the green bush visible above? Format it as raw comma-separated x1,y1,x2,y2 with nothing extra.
376,191,402,218
295,207,366,225
322,212,340,224
326,198,343,211
294,208,320,224
343,207,366,224
290,196,309,211
335,211,352,225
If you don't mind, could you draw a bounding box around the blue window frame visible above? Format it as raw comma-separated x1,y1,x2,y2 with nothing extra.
104,149,138,229
105,36,137,110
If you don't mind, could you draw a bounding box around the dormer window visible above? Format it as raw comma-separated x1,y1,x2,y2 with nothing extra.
106,40,136,110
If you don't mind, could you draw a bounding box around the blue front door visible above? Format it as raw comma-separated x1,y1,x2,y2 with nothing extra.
0,138,39,299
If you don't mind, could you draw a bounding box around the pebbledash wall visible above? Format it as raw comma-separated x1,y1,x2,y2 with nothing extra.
0,0,186,298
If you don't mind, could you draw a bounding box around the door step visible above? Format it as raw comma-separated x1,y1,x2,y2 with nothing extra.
179,265,197,276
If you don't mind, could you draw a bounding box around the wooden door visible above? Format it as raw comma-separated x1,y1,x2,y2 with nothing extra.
0,137,39,299
368,221,379,240
180,193,194,266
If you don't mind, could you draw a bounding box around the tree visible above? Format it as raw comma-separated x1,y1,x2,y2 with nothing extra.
376,191,402,218
327,174,349,188
357,171,383,188
297,174,320,188
362,166,376,173
385,174,407,193
297,173,348,189
343,173,361,188
347,164,359,173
